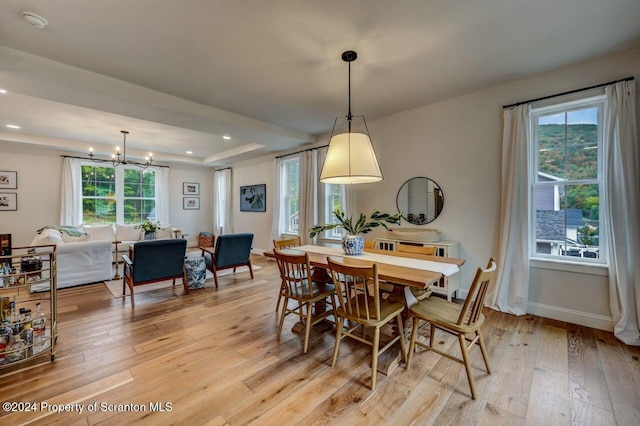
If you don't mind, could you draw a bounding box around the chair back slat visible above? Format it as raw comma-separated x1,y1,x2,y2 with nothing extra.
327,257,380,321
457,258,497,327
274,249,313,297
398,244,436,255
273,236,302,249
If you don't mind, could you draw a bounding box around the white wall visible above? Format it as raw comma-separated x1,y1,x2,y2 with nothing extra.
231,46,640,330
0,142,214,247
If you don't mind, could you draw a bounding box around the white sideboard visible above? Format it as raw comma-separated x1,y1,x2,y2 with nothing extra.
373,238,460,300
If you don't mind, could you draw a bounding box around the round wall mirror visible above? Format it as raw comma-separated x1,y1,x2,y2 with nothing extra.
396,177,444,225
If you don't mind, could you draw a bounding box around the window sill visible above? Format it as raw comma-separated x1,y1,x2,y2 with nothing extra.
530,257,609,277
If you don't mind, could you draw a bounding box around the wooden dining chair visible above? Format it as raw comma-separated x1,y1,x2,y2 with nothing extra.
406,258,497,399
398,244,437,301
273,236,302,311
327,257,407,390
273,249,337,354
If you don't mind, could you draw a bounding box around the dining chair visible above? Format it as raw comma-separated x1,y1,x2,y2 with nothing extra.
364,240,376,249
327,257,407,390
273,249,337,354
406,258,497,399
273,236,302,311
398,244,437,301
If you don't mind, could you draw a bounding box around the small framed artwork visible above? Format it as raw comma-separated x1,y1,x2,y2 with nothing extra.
0,193,17,211
183,197,200,210
183,182,200,195
0,171,17,189
240,184,266,212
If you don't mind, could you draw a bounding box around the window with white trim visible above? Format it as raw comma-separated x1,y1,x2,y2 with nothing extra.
531,94,605,263
82,163,156,225
282,158,299,233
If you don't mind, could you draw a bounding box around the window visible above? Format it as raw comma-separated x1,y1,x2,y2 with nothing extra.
531,94,605,263
278,155,345,239
82,164,156,225
324,183,343,238
283,158,299,233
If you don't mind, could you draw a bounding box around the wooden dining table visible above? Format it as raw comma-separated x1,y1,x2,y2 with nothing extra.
265,244,465,373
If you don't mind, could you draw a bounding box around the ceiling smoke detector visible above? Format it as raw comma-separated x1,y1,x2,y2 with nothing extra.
21,11,48,29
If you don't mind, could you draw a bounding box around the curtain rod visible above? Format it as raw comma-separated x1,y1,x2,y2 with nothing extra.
214,167,231,172
275,144,329,159
502,76,634,109
61,154,170,168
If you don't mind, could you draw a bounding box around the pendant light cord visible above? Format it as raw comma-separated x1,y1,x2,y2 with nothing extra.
347,59,352,132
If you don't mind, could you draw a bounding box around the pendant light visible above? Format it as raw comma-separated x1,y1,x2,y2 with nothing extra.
320,50,383,184
88,130,153,168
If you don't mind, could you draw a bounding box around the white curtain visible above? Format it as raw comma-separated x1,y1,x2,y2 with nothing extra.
487,104,531,315
155,166,171,226
603,80,640,346
60,157,83,226
270,157,285,242
298,150,317,245
213,168,233,235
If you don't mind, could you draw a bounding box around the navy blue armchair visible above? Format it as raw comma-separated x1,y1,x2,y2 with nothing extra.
122,239,188,307
201,233,254,288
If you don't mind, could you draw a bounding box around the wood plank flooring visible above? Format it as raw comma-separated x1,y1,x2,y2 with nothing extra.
1,254,638,425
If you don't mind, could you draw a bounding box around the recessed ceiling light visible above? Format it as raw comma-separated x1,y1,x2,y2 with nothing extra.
185,151,193,154
21,11,48,29
6,124,20,129
222,135,231,140
0,89,7,94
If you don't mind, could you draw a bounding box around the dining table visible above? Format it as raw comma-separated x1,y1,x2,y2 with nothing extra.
265,244,465,373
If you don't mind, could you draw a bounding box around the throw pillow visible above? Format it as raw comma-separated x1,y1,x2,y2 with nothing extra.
82,224,114,241
30,228,64,246
156,224,172,239
115,224,142,242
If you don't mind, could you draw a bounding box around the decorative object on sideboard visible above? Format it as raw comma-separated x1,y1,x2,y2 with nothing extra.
240,184,266,212
88,130,153,169
0,171,17,189
183,182,200,195
396,177,444,225
320,50,383,185
310,209,402,255
0,193,17,211
183,197,200,210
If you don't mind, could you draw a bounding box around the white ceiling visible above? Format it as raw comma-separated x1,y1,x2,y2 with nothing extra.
1,0,639,167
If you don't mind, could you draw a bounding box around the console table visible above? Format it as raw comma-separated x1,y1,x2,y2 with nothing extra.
374,238,460,300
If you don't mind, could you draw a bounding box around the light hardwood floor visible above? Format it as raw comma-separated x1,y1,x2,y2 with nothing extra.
1,254,638,425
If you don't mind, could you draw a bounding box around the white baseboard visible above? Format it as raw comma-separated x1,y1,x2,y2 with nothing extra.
251,248,266,256
526,302,614,331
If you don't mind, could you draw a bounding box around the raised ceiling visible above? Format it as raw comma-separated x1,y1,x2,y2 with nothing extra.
1,0,639,166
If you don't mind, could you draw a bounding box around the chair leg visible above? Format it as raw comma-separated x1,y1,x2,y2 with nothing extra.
429,323,435,347
303,301,313,353
458,333,477,400
371,327,381,390
182,270,190,295
248,261,254,279
275,289,283,312
331,316,344,367
477,329,492,374
407,316,419,369
276,296,289,341
396,314,407,363
212,265,219,288
129,284,135,308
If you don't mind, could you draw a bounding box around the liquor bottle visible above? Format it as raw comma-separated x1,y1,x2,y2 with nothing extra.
32,303,47,353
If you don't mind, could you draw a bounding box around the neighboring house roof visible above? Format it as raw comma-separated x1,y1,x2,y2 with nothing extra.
538,171,565,182
536,209,584,242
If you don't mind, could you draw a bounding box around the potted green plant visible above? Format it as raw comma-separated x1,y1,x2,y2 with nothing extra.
310,209,402,255
136,219,159,240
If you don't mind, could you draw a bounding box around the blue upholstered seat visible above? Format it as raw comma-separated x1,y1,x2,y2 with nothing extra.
122,239,188,307
201,233,254,288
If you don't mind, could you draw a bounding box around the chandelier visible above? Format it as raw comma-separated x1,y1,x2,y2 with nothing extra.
320,50,382,184
88,130,153,168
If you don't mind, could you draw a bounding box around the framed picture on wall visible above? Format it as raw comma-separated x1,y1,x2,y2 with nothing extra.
183,197,200,210
0,171,17,189
183,182,200,195
240,184,266,212
0,193,17,211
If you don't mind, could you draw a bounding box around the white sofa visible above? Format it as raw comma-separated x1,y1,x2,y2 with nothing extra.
30,224,178,289
30,229,112,289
